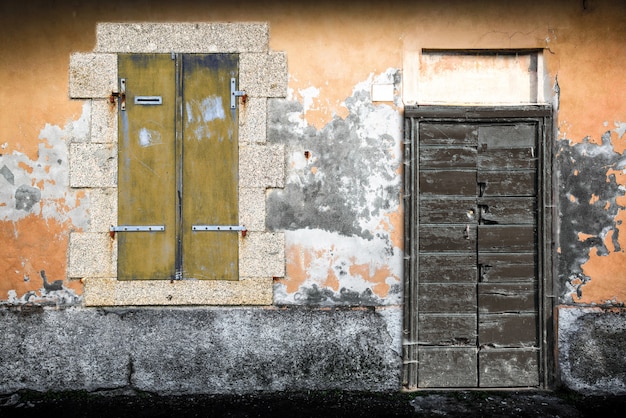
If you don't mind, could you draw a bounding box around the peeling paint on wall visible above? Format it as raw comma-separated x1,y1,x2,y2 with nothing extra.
0,103,91,305
267,69,403,306
557,131,626,304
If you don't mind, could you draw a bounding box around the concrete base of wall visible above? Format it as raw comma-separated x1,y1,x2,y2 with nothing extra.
558,306,626,395
0,306,402,395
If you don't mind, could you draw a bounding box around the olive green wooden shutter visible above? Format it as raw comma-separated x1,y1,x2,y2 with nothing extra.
117,53,239,281
182,54,239,280
117,54,177,280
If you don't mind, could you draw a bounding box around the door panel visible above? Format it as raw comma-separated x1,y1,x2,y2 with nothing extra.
118,54,177,280
420,147,477,169
182,54,238,280
419,225,477,252
413,119,542,388
420,170,478,196
478,197,536,225
479,253,536,282
418,283,477,313
478,171,536,197
478,283,537,313
478,148,536,170
420,198,477,224
479,314,538,347
419,348,478,388
479,124,536,148
419,254,477,283
418,314,477,345
419,123,478,146
478,225,536,252
479,349,539,387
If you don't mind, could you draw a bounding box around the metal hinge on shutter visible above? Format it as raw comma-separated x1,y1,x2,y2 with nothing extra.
110,78,127,110
230,78,247,109
192,225,247,237
109,225,165,238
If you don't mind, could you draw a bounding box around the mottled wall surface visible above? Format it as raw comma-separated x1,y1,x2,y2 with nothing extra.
558,307,626,393
0,307,402,394
0,107,91,304
267,70,403,305
557,133,626,304
1,0,626,395
2,0,626,308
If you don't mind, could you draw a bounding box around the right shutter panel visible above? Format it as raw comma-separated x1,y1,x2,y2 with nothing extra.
181,54,239,280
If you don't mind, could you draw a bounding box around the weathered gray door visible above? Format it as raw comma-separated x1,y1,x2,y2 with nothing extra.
403,107,552,389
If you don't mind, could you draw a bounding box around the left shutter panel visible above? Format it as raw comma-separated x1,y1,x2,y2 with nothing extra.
118,54,177,280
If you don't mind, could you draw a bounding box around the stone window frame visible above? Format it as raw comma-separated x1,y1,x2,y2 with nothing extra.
67,22,286,306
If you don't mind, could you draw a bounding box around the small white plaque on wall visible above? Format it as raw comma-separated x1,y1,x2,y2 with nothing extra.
371,84,395,102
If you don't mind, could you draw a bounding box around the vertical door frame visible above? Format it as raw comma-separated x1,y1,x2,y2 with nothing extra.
402,105,555,390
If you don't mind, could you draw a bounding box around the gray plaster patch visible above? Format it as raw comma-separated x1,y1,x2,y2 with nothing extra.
558,307,626,394
556,134,625,302
289,284,383,306
0,104,90,228
266,83,402,240
0,165,14,185
14,185,41,211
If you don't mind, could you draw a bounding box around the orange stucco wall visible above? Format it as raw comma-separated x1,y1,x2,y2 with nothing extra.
1,0,625,304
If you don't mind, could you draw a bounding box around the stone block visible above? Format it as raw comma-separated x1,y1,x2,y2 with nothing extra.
239,97,267,144
558,306,626,394
87,188,117,232
84,277,272,306
69,53,117,99
239,187,266,232
239,144,284,188
91,99,118,143
69,143,117,188
0,307,401,394
240,52,288,98
240,232,285,278
95,22,269,53
68,232,114,278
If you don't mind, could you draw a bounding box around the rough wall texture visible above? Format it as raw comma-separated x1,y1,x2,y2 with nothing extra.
558,307,626,394
1,0,626,396
557,133,626,304
0,107,91,304
0,306,402,395
267,69,403,306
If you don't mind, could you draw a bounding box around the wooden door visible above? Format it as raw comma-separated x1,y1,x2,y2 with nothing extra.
117,54,239,280
404,107,550,389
